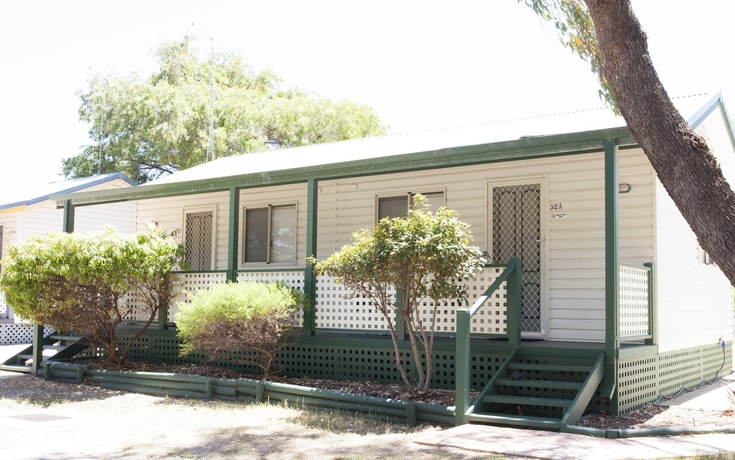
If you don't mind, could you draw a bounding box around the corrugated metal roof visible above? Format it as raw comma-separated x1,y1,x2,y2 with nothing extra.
0,173,136,210
145,93,713,187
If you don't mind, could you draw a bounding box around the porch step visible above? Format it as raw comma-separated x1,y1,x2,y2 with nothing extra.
506,362,592,373
0,364,31,373
0,330,89,373
47,334,84,341
468,412,562,430
467,349,605,430
482,394,572,408
494,377,583,391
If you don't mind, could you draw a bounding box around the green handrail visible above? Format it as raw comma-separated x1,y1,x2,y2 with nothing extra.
455,257,521,425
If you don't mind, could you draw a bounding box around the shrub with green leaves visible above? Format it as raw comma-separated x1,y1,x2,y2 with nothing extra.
312,195,485,392
176,281,306,377
0,225,183,364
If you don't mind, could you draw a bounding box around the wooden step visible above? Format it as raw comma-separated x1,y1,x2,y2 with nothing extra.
468,412,562,429
47,334,84,341
0,364,32,374
507,362,592,373
494,377,583,391
482,394,573,408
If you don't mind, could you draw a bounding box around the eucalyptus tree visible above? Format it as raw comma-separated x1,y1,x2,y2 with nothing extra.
520,0,735,286
64,36,385,183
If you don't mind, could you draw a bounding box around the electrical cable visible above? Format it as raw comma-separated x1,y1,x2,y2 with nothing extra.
650,340,728,406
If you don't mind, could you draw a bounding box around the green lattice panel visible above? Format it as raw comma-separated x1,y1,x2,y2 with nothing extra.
617,355,658,414
116,329,514,391
617,342,733,415
658,349,704,396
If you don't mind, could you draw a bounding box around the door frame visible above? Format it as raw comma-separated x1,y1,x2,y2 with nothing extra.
487,176,549,339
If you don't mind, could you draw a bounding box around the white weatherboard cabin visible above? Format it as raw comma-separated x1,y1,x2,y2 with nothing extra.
0,173,136,325
48,92,735,427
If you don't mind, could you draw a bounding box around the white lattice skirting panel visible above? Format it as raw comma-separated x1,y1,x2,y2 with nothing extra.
619,265,650,338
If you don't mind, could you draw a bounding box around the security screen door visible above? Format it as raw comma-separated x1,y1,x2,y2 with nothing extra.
489,182,543,336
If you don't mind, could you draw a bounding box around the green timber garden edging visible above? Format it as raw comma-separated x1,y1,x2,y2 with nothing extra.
41,361,454,426
39,361,735,438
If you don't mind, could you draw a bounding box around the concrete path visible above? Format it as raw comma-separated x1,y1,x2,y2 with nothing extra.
414,423,735,459
416,374,735,459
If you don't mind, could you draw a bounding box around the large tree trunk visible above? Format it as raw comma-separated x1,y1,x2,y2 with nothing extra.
584,0,735,286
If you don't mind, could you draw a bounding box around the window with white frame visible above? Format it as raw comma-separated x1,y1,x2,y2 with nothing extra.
698,246,715,266
243,204,296,263
377,191,445,221
183,208,216,271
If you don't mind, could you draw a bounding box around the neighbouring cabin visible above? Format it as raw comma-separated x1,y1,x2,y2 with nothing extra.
0,173,136,325
40,92,735,427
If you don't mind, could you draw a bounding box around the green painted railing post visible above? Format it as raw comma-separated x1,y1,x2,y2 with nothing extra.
644,262,657,346
604,138,620,411
455,307,471,425
31,323,43,376
303,179,319,336
158,304,169,330
62,199,75,234
506,257,522,347
226,186,240,284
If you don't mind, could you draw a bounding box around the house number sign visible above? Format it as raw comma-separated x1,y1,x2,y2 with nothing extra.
549,202,566,219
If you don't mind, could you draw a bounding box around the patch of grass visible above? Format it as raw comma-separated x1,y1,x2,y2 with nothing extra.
676,455,735,460
13,395,67,407
288,406,427,435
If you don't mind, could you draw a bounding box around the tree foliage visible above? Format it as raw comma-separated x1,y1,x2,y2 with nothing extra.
64,36,386,183
0,226,183,364
521,0,735,288
176,281,306,377
312,195,485,392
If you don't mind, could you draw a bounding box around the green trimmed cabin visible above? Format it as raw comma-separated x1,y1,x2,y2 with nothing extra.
36,92,735,429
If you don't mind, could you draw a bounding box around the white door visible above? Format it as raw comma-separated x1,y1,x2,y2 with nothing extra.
489,180,545,338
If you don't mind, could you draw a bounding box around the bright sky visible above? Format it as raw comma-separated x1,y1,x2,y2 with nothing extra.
0,0,733,188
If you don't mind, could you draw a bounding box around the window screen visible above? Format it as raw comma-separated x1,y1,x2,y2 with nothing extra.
244,205,296,263
378,192,445,221
184,210,214,271
245,208,269,263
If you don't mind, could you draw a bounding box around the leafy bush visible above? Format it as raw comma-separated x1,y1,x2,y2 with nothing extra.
0,226,183,364
176,281,306,377
312,195,485,392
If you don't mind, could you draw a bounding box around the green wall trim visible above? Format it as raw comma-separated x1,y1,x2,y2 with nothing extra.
227,187,240,283
303,178,318,336
62,199,75,233
604,138,620,408
55,128,635,207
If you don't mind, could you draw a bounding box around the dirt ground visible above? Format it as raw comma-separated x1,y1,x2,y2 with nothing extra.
0,372,502,460
2,359,735,459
